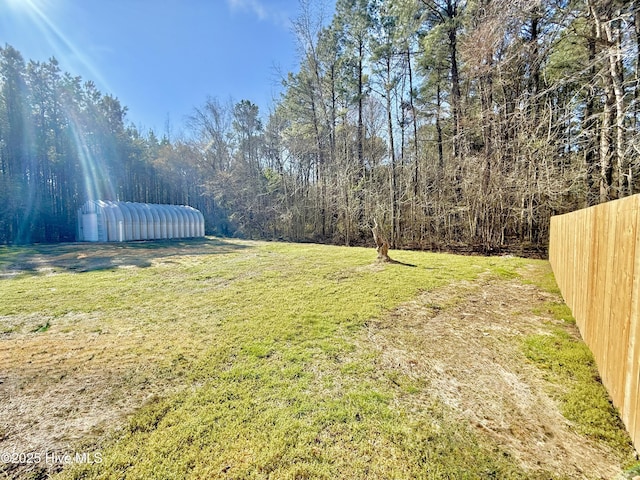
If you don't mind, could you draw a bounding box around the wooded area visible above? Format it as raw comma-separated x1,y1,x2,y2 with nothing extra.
1,0,639,253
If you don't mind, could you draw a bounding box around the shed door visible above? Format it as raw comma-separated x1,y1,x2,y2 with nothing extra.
82,213,99,242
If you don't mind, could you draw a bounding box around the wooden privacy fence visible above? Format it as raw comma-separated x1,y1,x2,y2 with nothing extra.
549,194,640,451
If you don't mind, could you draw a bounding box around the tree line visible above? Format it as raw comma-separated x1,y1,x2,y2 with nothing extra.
1,0,639,255
0,44,227,244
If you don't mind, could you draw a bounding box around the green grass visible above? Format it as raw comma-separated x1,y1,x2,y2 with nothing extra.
0,239,634,479
523,327,632,451
523,271,637,468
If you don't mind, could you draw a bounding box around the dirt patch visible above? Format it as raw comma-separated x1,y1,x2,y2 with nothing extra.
0,316,193,478
365,273,625,479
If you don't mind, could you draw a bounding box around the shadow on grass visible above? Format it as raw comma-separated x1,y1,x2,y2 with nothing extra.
387,259,417,267
0,237,251,277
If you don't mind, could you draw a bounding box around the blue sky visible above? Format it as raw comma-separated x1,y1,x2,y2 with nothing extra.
0,0,325,134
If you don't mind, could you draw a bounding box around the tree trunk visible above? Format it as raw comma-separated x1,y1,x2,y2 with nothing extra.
448,0,461,160
371,219,391,262
603,15,626,197
385,57,398,248
600,82,614,202
584,25,599,206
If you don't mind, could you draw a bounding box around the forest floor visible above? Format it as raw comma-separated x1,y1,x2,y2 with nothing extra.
0,239,638,479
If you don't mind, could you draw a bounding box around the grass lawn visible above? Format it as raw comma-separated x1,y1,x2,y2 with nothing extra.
0,238,636,479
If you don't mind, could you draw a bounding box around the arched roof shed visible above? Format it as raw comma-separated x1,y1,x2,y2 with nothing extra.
77,201,205,242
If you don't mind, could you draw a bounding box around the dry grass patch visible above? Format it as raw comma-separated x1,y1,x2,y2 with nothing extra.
365,266,636,479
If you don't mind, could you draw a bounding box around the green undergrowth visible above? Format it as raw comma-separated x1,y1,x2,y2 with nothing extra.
523,268,636,465
0,240,630,478
523,327,632,452
532,301,575,324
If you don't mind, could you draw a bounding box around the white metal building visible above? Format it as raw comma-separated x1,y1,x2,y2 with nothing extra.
77,200,205,242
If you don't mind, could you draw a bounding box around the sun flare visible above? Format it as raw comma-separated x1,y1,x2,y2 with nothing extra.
6,0,41,13
3,0,117,206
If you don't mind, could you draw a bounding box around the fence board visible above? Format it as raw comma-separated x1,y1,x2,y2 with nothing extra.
549,194,640,452
625,197,640,443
